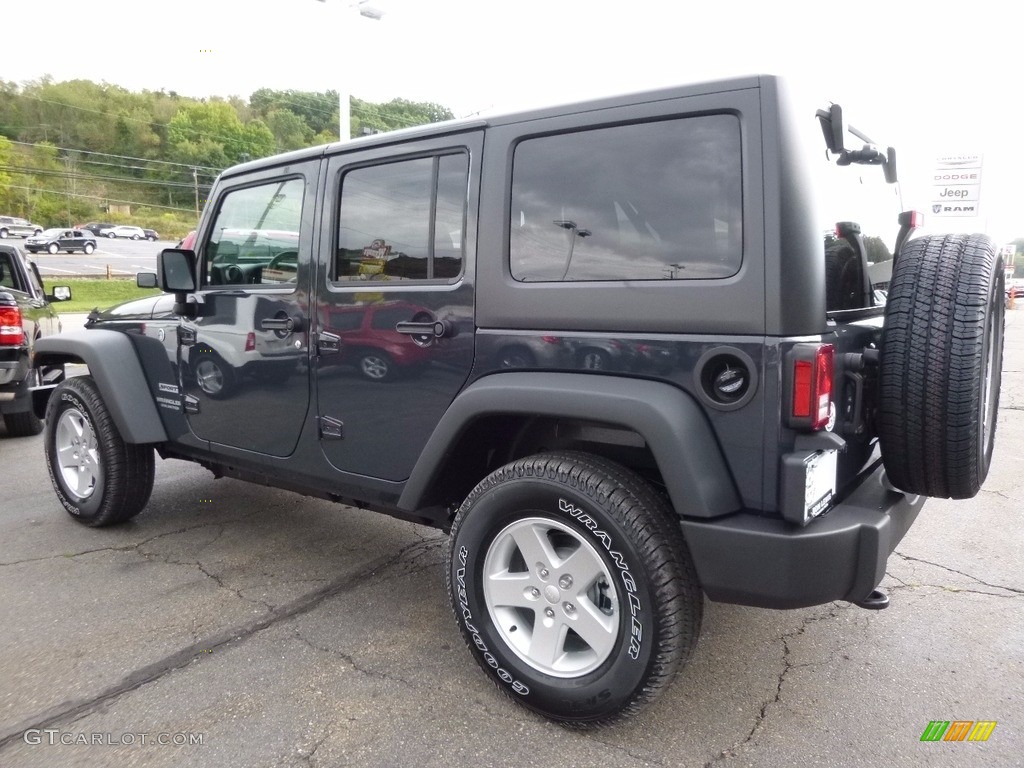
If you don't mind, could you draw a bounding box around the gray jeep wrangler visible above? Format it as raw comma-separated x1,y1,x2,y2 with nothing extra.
32,74,1005,727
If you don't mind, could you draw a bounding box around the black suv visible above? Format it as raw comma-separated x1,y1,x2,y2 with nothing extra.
32,75,1006,727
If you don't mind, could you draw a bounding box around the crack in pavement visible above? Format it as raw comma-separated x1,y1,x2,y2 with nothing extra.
0,515,253,567
893,552,1023,595
0,538,428,751
290,628,417,689
704,605,843,767
297,729,330,767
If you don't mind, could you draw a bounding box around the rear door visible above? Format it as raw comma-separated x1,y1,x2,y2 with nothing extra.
176,160,318,456
314,132,482,480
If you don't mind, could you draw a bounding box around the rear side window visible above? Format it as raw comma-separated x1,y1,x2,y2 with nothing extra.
334,152,468,282
510,114,742,282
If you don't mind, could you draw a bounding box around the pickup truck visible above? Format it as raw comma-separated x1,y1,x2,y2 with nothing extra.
0,243,71,436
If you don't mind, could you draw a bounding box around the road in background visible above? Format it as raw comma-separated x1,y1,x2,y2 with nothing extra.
0,312,1020,767
29,237,164,277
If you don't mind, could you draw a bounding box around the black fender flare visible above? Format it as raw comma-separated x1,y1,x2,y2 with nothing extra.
33,330,168,444
399,372,740,518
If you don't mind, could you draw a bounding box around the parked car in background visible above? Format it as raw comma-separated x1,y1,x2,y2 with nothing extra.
143,228,159,241
0,216,43,239
0,244,71,436
25,228,97,254
100,225,146,240
77,221,116,236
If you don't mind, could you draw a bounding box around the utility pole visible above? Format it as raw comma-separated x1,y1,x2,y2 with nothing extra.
193,167,200,217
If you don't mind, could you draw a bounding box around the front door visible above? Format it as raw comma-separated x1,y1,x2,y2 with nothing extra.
314,133,482,480
178,162,318,456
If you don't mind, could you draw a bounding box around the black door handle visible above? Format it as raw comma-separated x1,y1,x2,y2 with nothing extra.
395,319,452,338
260,314,305,333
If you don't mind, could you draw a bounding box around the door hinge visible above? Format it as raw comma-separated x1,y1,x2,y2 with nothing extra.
319,415,343,440
317,331,341,355
178,326,197,346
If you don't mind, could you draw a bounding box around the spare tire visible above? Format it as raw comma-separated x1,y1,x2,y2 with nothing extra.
878,233,1005,498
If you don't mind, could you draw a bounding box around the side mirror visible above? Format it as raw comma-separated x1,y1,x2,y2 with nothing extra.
136,272,158,289
883,146,898,184
816,104,845,155
157,249,197,293
157,249,198,319
49,285,72,302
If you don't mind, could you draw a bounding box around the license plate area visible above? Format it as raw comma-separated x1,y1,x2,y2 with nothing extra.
781,448,838,526
804,449,837,520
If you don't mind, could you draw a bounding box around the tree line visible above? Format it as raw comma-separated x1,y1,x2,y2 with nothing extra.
0,77,454,235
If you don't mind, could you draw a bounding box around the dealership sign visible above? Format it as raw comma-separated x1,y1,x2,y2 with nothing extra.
930,154,982,217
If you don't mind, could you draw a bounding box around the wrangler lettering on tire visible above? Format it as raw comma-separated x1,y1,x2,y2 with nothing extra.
446,452,702,727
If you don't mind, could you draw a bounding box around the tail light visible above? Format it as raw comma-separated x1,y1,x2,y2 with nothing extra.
245,331,256,352
789,343,834,431
0,305,25,346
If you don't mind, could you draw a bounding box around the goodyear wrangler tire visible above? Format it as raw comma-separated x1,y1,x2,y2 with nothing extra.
44,376,154,526
879,233,1005,498
446,451,702,727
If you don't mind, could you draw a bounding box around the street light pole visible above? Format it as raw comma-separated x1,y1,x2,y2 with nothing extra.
554,220,592,280
316,0,385,141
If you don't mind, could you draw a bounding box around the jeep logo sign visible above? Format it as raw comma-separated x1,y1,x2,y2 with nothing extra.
930,153,983,218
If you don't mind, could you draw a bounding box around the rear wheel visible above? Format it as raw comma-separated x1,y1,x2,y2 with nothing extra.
879,233,1005,498
44,376,154,526
447,451,702,727
3,409,44,437
83,242,95,255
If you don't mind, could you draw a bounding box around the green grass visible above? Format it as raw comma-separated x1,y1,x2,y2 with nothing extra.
49,278,162,314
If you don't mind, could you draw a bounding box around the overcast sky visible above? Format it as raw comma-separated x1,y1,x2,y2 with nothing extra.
6,0,1022,242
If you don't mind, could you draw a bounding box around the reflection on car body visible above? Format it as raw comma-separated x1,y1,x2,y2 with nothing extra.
321,300,437,382
86,292,302,398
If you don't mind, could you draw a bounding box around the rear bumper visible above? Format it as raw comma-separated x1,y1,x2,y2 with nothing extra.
681,463,924,609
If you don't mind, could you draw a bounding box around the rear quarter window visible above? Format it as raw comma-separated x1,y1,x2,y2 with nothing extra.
510,114,743,282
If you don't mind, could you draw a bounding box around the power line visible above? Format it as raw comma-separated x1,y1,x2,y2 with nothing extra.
0,182,198,214
0,164,211,190
9,139,222,176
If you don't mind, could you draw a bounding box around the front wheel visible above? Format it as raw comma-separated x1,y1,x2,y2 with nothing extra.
47,242,59,254
107,231,117,238
446,451,702,727
44,376,154,526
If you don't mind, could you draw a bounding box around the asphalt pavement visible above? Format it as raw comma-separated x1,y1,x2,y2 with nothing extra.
0,310,1021,767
